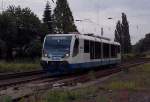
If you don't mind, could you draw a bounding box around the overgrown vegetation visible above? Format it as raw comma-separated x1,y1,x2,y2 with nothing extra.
0,60,41,72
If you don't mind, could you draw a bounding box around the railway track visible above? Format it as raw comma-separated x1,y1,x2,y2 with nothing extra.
51,59,150,87
0,58,149,89
0,70,46,88
0,58,149,101
11,59,150,101
0,58,150,86
0,70,44,80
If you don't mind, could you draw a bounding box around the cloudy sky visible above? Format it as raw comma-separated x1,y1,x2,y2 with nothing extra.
1,0,150,44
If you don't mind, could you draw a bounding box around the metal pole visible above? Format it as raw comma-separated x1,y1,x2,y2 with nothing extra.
101,27,103,36
1,0,4,12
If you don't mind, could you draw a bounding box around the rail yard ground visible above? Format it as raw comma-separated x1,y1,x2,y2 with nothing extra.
41,63,150,102
1,62,149,102
42,63,150,102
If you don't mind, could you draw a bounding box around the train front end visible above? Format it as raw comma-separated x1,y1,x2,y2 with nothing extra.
41,34,75,74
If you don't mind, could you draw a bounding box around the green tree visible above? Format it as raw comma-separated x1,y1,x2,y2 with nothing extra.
133,39,144,53
115,21,122,43
133,33,150,53
114,13,131,54
25,40,42,60
0,11,17,60
122,13,132,53
40,23,49,42
53,0,78,33
0,6,42,61
43,1,53,34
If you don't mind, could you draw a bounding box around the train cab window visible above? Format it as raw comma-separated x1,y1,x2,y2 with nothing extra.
84,40,90,53
73,38,79,57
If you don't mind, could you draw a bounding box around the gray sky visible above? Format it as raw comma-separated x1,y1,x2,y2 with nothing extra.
1,0,150,44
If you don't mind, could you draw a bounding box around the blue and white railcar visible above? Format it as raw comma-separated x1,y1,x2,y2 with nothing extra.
41,33,121,73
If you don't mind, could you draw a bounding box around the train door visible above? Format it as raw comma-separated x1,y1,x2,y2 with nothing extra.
72,38,79,57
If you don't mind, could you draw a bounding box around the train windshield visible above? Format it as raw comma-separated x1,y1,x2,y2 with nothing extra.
44,36,72,57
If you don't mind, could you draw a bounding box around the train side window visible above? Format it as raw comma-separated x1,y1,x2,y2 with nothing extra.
103,43,109,58
95,42,97,59
73,38,79,57
98,42,102,59
84,40,89,53
90,41,94,59
95,42,100,59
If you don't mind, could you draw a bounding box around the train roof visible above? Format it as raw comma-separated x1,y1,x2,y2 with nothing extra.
46,33,120,45
46,34,75,37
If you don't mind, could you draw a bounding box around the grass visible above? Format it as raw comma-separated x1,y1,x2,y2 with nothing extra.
0,59,41,72
0,96,12,102
46,91,80,102
45,87,99,102
141,63,150,72
103,63,150,91
106,81,138,90
122,53,150,61
122,53,139,61
143,51,150,58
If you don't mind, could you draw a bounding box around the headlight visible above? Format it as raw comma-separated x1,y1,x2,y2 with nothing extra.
65,54,69,57
44,53,48,57
42,49,48,58
62,53,70,58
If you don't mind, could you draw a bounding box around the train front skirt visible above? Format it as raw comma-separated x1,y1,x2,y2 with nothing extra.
41,59,120,74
